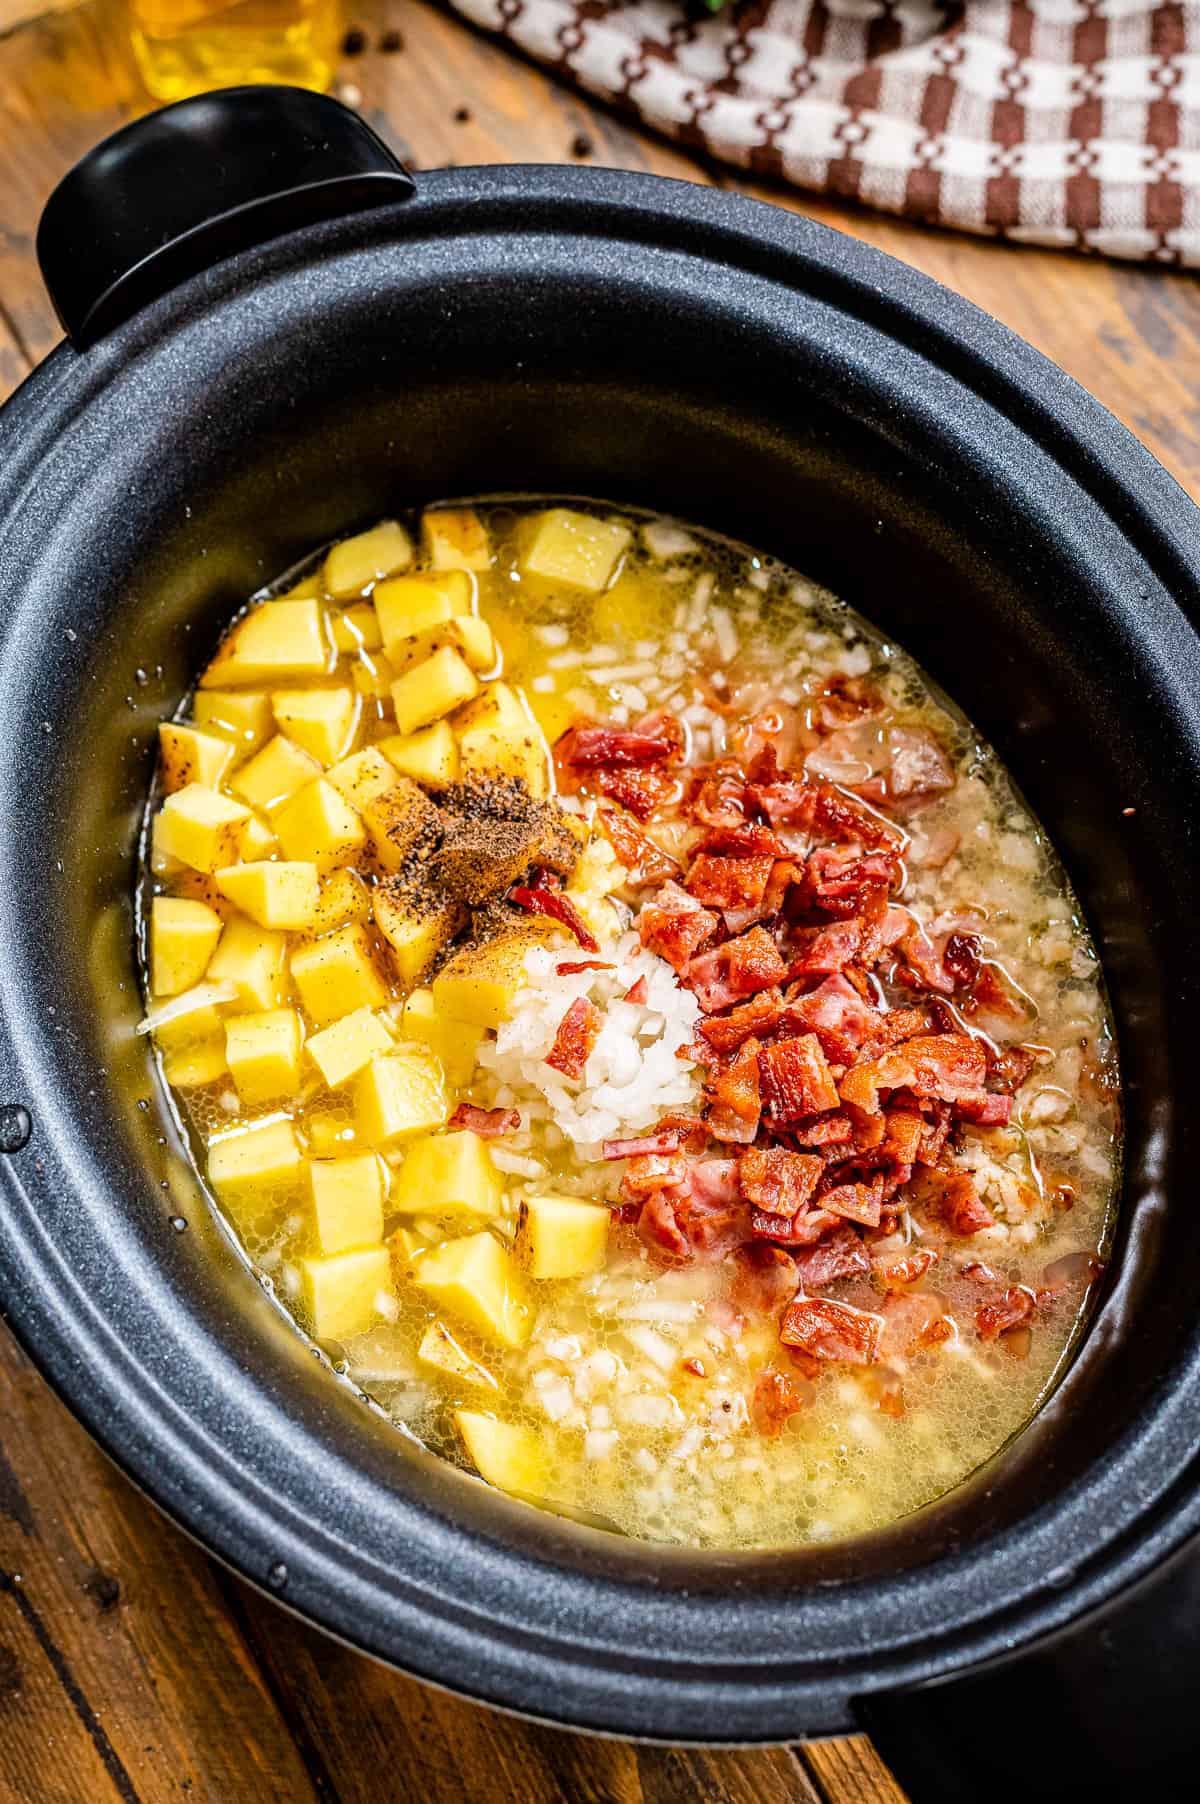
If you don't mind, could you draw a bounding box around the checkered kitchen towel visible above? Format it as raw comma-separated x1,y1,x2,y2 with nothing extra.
449,0,1200,264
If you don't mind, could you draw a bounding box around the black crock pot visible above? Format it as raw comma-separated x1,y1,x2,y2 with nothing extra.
1,86,1198,1803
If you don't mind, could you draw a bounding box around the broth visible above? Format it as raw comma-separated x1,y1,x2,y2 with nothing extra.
139,499,1118,1548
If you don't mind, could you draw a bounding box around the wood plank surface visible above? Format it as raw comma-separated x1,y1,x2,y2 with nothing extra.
0,2,1196,1801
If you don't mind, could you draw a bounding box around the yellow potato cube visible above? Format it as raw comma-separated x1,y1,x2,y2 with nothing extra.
353,1047,448,1146
349,650,397,699
193,689,274,751
301,1246,394,1339
270,687,358,766
155,785,251,874
150,895,224,996
202,599,330,687
379,720,459,789
326,746,400,813
410,1231,530,1349
214,861,320,931
517,1194,609,1280
358,777,440,876
390,646,479,735
306,1006,395,1088
456,682,550,797
422,507,491,572
374,569,472,657
151,990,226,1052
454,1411,547,1497
398,987,483,1087
207,916,289,1010
208,1117,303,1210
418,1323,497,1391
330,602,382,653
158,723,236,794
309,1152,386,1254
273,778,366,874
324,520,413,600
391,1130,504,1219
291,924,390,1024
162,1034,228,1088
306,1110,357,1157
229,734,322,815
431,927,546,1029
238,813,278,861
225,1008,304,1105
310,867,372,935
387,615,499,678
373,878,465,985
520,508,631,592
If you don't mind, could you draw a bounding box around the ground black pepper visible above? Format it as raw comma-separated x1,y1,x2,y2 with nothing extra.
341,25,366,54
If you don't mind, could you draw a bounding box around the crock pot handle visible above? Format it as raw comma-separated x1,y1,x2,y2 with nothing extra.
857,1526,1200,1801
36,86,414,346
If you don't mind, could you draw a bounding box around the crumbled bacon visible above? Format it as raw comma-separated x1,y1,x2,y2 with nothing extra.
954,1092,1014,1126
544,996,601,1079
621,1151,688,1199
689,770,751,831
706,1037,763,1144
942,932,983,988
739,1146,824,1215
686,852,775,910
886,725,955,806
639,881,718,972
750,777,901,850
790,1111,855,1147
638,1189,690,1261
791,1223,873,1287
557,722,681,768
698,988,785,1053
789,918,864,976
872,1245,939,1290
785,974,883,1063
511,880,600,952
910,1167,996,1236
731,1243,800,1315
594,765,678,820
752,1369,810,1436
623,975,648,1004
975,1286,1036,1341
672,1158,745,1258
816,673,885,731
879,1290,952,1356
988,1044,1039,1094
597,807,682,886
685,925,789,1012
820,1175,884,1228
759,1033,840,1122
838,1032,988,1114
602,1123,701,1159
780,1295,883,1364
699,820,785,857
805,846,902,917
447,1104,521,1137
556,959,614,976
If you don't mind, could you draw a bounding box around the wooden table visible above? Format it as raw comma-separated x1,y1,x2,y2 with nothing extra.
0,4,1196,1799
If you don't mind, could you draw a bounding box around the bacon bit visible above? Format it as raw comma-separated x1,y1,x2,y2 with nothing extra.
597,807,681,886
557,722,680,768
976,1286,1036,1341
873,1246,939,1290
791,1111,855,1147
910,1168,996,1236
594,765,678,821
623,975,648,1004
751,1206,801,1241
752,1369,810,1436
917,1104,952,1166
698,988,785,1053
1042,1251,1105,1292
816,673,885,730
638,1188,690,1262
897,924,957,995
780,1295,883,1365
870,1007,931,1053
954,1092,1014,1126
447,1103,521,1137
731,1243,800,1315
887,725,955,806
672,1158,745,1258
759,1033,840,1122
791,1222,872,1286
964,962,1034,1025
751,776,901,850
989,1044,1039,1094
511,881,600,953
785,974,883,1063
863,1366,907,1418
739,1146,824,1215
603,1129,686,1159
805,846,901,917
686,852,775,911
556,958,614,976
789,918,864,977
681,1357,707,1378
882,1109,926,1170
961,1259,1003,1285
699,820,785,857
639,881,719,972
839,1032,988,1114
706,1037,762,1144
621,1151,688,1199
689,770,751,831
820,1176,884,1228
685,925,789,1012
879,1290,950,1357
544,996,601,1079
942,931,983,988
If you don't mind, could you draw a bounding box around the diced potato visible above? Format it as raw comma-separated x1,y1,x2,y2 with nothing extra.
374,570,472,657
454,1411,548,1498
225,1008,304,1105
270,687,357,766
390,646,478,735
431,926,549,1029
193,689,273,751
456,682,550,797
291,924,389,1024
208,1117,303,1209
273,778,366,874
390,1224,427,1262
310,867,372,935
326,746,400,813
517,1193,609,1280
162,1034,228,1088
301,1246,394,1339
238,813,278,861
151,990,226,1052
398,987,483,1087
387,616,499,679
358,777,440,875
418,1322,497,1391
409,1231,530,1349
323,520,413,600
202,599,330,687
155,785,251,874
207,916,289,1011
330,602,382,654
373,878,465,985
453,679,526,741
349,650,396,699
309,1152,386,1254
519,508,631,592
158,723,236,794
391,1130,504,1219
307,1110,357,1157
378,720,459,789
150,895,224,996
306,1006,395,1088
214,861,320,931
354,1047,448,1147
422,507,491,572
229,734,322,815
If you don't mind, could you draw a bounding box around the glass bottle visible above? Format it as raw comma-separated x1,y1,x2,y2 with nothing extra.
129,0,343,102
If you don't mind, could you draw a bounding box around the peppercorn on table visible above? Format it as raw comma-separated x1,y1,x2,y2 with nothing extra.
0,3,1196,1801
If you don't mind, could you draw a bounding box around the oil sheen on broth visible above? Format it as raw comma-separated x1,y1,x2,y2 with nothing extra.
141,499,1118,1549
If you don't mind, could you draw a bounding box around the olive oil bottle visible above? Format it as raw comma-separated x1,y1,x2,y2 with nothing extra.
129,0,342,101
